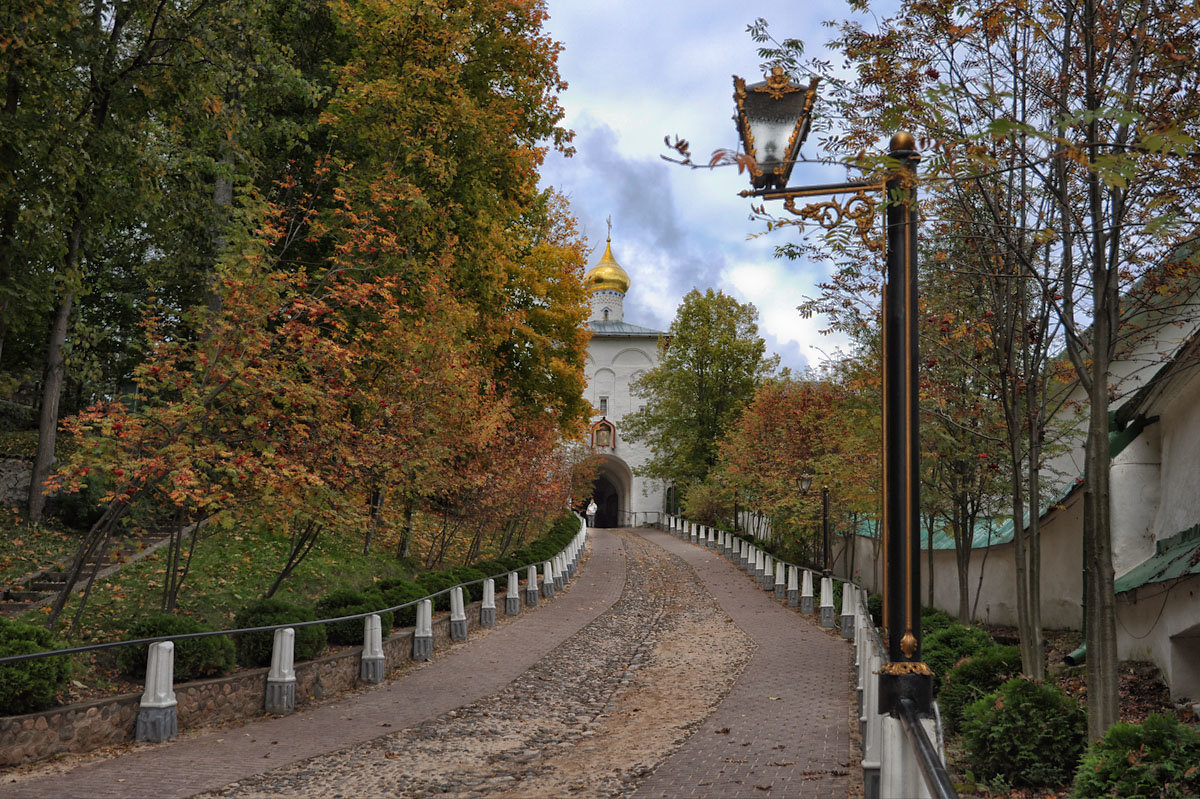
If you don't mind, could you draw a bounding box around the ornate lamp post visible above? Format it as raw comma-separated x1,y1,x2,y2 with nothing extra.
797,474,832,578
736,69,933,718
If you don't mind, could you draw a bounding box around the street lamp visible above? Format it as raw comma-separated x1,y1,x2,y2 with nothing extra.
796,475,831,578
736,68,933,720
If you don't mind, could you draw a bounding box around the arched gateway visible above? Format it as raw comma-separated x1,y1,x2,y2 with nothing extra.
581,230,666,527
590,454,633,528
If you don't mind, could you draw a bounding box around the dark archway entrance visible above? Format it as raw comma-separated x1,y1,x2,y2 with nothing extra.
592,474,620,528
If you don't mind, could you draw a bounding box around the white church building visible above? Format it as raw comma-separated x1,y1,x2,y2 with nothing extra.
581,235,667,527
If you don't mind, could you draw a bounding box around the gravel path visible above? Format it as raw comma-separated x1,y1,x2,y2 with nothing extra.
198,529,754,798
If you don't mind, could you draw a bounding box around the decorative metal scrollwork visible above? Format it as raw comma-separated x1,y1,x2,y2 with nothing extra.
878,661,934,677
782,189,883,253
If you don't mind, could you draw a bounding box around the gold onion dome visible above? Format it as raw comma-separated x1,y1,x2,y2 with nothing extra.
584,238,631,294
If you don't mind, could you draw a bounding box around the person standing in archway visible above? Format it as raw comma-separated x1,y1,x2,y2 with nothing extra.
586,499,598,527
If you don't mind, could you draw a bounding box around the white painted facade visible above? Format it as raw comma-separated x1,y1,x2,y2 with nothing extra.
581,239,666,527
844,279,1200,700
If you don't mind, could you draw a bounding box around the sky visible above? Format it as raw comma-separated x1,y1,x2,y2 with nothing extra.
539,1,894,373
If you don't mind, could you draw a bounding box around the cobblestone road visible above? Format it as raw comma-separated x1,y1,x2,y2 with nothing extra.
1,528,855,799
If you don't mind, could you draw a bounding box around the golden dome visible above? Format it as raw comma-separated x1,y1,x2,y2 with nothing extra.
584,238,631,294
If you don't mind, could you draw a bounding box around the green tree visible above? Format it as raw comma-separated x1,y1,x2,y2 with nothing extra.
622,288,778,492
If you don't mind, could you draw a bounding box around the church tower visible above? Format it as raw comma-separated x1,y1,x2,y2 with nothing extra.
580,226,665,527
584,235,630,323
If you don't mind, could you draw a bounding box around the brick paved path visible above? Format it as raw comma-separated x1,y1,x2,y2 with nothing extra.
632,529,853,799
0,532,627,799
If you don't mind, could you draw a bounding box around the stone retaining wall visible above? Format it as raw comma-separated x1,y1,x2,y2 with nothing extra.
0,611,461,766
0,456,33,508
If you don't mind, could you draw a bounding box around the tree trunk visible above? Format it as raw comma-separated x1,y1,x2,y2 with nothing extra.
1081,0,1120,740
28,217,80,522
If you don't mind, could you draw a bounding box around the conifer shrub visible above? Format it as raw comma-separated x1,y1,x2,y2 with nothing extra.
314,589,393,646
938,644,1022,734
415,572,472,611
924,624,993,694
118,614,235,682
378,578,428,627
448,566,487,587
1071,712,1200,798
962,677,1085,788
921,606,958,636
0,619,72,715
232,598,326,667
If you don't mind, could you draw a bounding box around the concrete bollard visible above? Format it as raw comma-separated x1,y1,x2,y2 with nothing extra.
862,648,883,799
554,554,565,590
506,571,521,616
481,578,496,627
136,641,178,742
801,569,815,614
743,544,754,572
525,564,540,607
787,565,799,607
691,523,699,545
265,627,296,714
774,561,786,599
707,527,715,550
566,547,577,579
819,576,835,628
450,587,467,641
731,537,740,563
841,582,856,639
360,614,386,683
541,560,556,599
761,554,774,589
413,599,434,661
754,548,764,581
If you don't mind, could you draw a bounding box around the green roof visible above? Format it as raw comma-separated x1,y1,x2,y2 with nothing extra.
1114,525,1200,594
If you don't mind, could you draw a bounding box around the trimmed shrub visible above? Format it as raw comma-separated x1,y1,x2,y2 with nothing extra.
0,619,72,715
448,566,487,586
938,644,1021,735
924,624,993,694
921,606,958,636
118,614,235,682
962,677,1085,788
1072,712,1200,799
315,589,393,646
378,578,427,628
232,598,326,667
416,572,473,611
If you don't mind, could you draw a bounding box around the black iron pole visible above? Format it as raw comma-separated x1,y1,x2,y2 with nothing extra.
878,131,933,716
822,486,831,578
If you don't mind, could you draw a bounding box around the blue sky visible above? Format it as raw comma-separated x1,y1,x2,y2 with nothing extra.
540,1,893,372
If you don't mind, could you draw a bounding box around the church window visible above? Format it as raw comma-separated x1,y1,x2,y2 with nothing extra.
603,308,610,320
599,396,609,416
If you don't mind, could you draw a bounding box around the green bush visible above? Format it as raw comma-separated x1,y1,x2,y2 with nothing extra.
232,598,326,667
378,578,427,627
962,677,1085,788
921,606,958,636
315,589,393,646
938,644,1021,734
448,566,487,586
118,614,235,682
924,624,993,693
416,572,473,611
1072,713,1200,798
867,593,882,625
0,619,72,715
50,471,112,530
